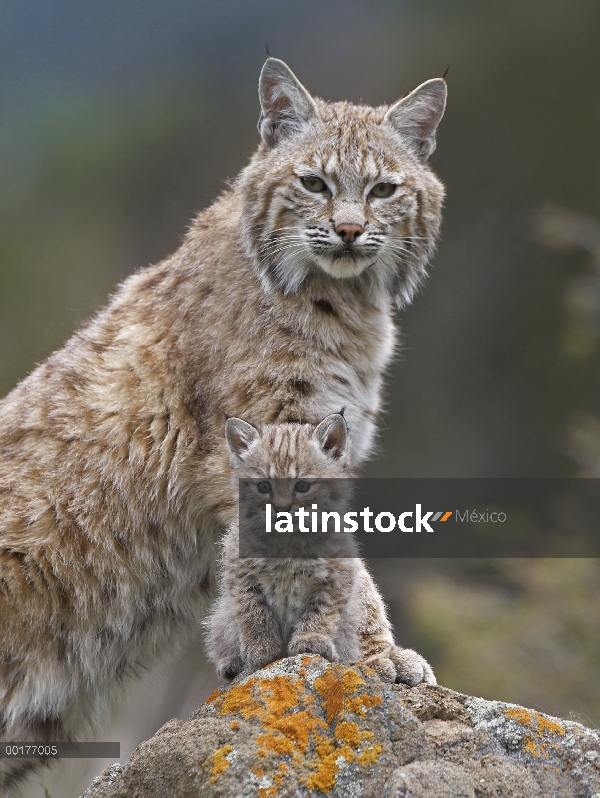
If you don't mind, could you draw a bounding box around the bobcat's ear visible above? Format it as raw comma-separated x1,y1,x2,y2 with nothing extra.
225,418,260,460
258,58,318,146
384,78,447,162
314,413,347,460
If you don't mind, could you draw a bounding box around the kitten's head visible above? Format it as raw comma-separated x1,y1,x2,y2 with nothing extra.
239,58,447,307
225,412,348,509
225,412,349,477
225,414,355,555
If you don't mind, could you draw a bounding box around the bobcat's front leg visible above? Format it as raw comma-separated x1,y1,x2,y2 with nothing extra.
236,583,284,672
386,646,436,686
288,572,348,663
357,568,436,686
288,609,341,663
207,596,245,680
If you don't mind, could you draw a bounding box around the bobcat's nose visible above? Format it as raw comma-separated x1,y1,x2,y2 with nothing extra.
335,223,364,243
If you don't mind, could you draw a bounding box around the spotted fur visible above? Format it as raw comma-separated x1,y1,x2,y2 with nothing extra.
0,58,445,790
206,414,436,687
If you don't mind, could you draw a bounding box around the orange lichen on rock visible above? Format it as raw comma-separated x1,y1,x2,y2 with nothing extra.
536,716,566,737
204,744,233,783
273,762,289,788
314,665,366,722
205,661,386,794
205,687,222,705
506,708,566,739
306,749,349,793
299,655,314,677
255,728,296,757
523,735,546,758
308,666,384,790
217,678,263,719
341,669,366,692
258,675,305,714
356,743,384,765
314,670,345,723
334,721,362,748
505,708,532,725
263,709,324,752
251,676,330,763
505,707,568,760
306,731,358,794
346,693,382,717
333,721,374,749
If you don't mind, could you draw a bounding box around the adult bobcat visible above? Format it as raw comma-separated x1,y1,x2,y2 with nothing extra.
0,58,446,788
207,413,435,686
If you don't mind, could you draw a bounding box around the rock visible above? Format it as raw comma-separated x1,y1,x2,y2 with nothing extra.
81,655,600,797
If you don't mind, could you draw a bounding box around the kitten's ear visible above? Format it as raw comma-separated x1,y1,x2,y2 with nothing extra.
225,418,260,460
258,58,318,146
314,413,347,460
384,78,447,162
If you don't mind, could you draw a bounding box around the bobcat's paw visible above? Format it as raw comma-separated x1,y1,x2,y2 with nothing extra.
288,634,339,662
389,646,436,686
216,655,244,680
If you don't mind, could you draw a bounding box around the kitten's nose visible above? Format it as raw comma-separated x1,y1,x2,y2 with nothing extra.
335,223,364,243
273,504,292,514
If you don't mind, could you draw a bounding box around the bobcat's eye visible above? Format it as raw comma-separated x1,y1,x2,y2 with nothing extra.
370,182,396,199
301,176,327,193
257,481,272,494
294,480,311,493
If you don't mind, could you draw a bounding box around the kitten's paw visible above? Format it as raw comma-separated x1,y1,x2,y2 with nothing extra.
216,655,244,680
244,640,284,672
363,655,397,683
389,646,436,686
288,634,339,662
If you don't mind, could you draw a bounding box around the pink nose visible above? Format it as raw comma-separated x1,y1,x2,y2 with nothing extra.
335,223,364,243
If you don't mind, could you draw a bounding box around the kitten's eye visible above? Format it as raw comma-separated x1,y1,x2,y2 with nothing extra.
257,481,272,494
301,176,327,193
294,480,311,493
370,182,396,199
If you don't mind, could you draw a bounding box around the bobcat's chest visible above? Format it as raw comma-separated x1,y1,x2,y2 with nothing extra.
295,308,396,464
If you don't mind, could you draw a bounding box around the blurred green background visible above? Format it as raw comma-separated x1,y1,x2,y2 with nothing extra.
1,1,599,794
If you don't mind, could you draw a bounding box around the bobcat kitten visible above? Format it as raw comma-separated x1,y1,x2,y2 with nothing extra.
0,58,445,788
207,414,435,686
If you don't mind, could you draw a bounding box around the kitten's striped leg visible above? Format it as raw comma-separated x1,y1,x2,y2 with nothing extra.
356,567,436,686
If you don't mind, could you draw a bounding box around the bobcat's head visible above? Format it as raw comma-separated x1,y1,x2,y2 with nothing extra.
239,58,446,308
